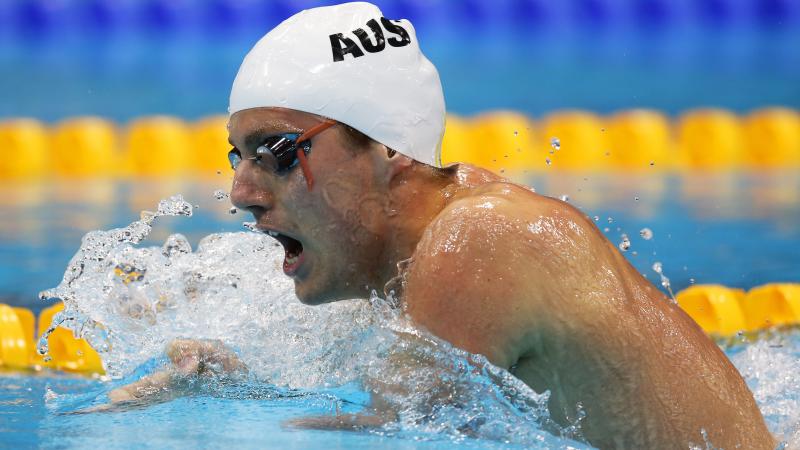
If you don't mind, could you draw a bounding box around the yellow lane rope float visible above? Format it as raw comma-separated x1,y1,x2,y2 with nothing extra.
0,108,798,178
0,283,798,374
0,302,103,374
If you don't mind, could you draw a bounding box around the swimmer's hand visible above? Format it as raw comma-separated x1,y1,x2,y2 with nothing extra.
101,339,247,409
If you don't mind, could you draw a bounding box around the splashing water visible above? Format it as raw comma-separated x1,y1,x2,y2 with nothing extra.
651,261,676,303
37,195,194,358
618,234,631,252
549,137,560,153
728,332,800,447
36,196,587,448
213,189,229,201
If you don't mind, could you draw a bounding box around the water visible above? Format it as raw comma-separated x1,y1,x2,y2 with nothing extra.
1,173,799,448
3,172,800,313
2,27,798,121
26,196,583,448
2,333,799,448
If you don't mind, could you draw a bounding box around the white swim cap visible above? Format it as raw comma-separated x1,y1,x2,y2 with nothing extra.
229,2,446,167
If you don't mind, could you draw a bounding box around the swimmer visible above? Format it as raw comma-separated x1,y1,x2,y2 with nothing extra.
108,3,775,448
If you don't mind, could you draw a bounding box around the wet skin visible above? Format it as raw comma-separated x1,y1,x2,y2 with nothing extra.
112,107,774,449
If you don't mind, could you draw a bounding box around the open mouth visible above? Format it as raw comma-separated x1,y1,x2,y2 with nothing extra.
264,230,305,275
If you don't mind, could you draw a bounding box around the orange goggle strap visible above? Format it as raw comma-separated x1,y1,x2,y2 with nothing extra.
295,119,337,191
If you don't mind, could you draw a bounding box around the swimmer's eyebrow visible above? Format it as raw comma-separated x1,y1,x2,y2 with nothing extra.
229,119,303,150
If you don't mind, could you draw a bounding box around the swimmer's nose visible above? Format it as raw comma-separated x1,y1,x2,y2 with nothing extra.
230,162,274,214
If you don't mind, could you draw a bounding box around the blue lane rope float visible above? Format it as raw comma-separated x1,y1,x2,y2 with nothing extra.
1,0,798,35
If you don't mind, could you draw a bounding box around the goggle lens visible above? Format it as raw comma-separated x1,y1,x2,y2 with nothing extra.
228,119,336,190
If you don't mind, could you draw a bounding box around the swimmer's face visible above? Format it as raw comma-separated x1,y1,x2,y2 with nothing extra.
228,107,391,304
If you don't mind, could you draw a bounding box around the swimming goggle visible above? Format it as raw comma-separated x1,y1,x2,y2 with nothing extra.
228,119,337,190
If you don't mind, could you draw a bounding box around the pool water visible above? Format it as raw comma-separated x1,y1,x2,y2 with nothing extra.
3,2,798,447
1,172,799,449
2,172,799,314
1,332,797,449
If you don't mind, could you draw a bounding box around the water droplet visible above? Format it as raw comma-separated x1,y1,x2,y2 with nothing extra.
605,151,611,157
43,356,52,363
689,278,696,284
593,216,599,221
213,189,229,201
156,195,193,217
639,228,653,240
559,194,570,202
550,137,560,151
607,217,613,223
600,128,605,132
603,227,610,232
242,221,257,231
37,334,51,356
513,130,519,136
162,234,192,257
618,234,631,252
545,158,551,165
634,196,640,202
216,170,222,175
229,207,237,215
649,161,655,166
651,261,676,302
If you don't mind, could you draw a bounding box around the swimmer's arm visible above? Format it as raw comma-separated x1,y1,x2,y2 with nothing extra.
283,407,393,431
83,339,247,412
286,333,448,431
283,356,404,431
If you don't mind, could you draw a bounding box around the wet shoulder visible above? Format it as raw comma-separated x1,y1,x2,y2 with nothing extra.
445,176,591,233
434,176,617,293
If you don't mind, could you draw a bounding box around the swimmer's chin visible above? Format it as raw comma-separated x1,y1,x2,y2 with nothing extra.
294,280,354,306
292,282,341,306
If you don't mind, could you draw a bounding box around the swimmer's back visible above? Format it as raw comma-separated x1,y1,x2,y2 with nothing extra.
405,164,775,449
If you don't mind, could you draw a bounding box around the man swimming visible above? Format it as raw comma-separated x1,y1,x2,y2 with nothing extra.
108,3,775,448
